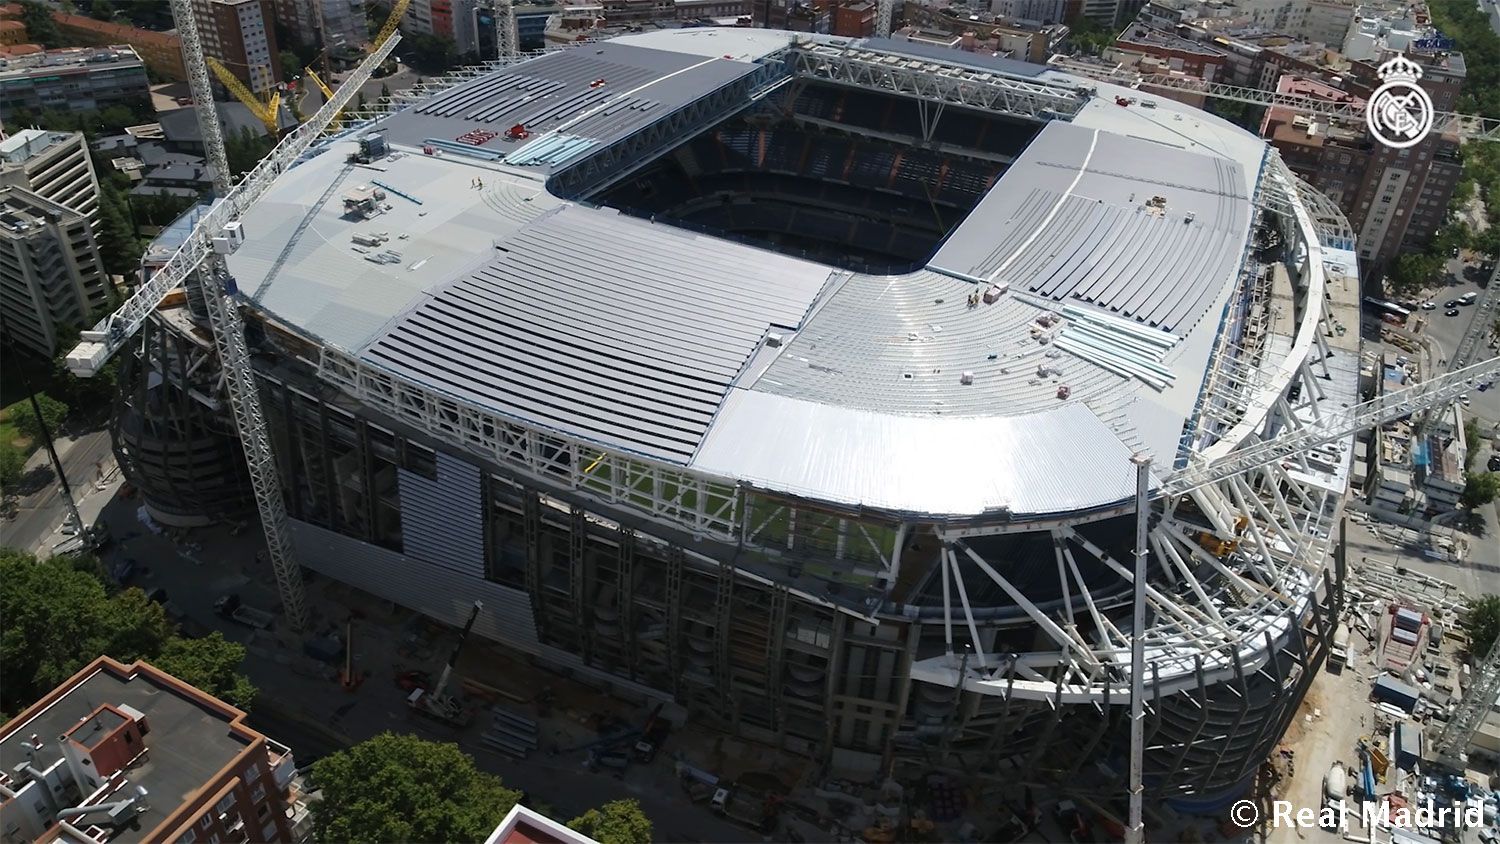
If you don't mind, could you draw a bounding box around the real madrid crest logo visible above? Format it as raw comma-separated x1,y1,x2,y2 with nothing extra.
1366,54,1434,149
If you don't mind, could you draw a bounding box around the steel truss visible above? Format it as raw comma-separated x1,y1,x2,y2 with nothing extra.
786,43,1088,122
552,60,792,199
317,347,743,540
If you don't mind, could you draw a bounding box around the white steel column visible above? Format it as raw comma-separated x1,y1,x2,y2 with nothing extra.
1126,454,1151,844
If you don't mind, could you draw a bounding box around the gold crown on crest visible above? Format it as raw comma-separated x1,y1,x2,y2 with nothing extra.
1376,53,1424,84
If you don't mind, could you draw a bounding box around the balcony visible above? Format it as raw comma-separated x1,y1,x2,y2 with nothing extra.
265,738,296,790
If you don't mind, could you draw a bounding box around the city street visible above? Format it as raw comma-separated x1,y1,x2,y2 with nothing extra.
0,425,119,557
1416,256,1498,422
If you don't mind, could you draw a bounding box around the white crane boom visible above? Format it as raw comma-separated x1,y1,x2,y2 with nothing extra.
1163,357,1500,497
65,32,402,378
1051,58,1500,144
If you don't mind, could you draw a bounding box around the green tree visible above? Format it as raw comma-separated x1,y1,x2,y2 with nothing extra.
89,0,113,19
0,443,24,491
1467,595,1500,659
18,1,61,48
279,50,304,85
153,632,257,709
568,800,653,844
12,394,68,442
0,551,174,712
1386,252,1444,298
0,550,255,714
1462,472,1500,510
95,179,144,278
402,32,458,74
1067,16,1118,56
310,733,521,843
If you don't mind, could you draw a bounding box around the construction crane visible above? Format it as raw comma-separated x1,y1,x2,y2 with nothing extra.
206,57,284,137
66,0,401,632
1437,622,1500,770
374,0,415,54
1050,58,1500,144
407,600,484,726
299,0,411,130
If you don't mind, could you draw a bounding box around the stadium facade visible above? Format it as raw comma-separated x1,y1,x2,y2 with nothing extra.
114,30,1363,805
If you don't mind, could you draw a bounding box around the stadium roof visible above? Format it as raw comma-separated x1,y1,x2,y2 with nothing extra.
230,29,1270,519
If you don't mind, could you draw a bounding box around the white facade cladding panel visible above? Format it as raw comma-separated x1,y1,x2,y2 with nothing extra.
397,451,485,578
290,518,539,643
286,519,673,701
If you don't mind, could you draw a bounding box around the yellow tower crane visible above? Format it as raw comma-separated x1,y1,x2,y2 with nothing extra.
206,57,284,137
305,0,413,126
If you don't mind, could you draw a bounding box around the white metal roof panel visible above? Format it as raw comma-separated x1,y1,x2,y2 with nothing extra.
377,43,760,170
693,390,1142,516
227,142,556,349
359,206,834,463
927,121,1251,333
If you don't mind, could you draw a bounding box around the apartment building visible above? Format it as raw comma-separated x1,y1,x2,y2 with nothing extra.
50,13,187,80
0,657,312,844
191,0,281,94
0,45,150,122
0,187,108,357
0,130,101,227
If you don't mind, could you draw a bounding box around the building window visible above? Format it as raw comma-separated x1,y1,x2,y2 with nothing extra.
242,763,261,784
200,816,212,830
216,795,236,816
251,783,267,804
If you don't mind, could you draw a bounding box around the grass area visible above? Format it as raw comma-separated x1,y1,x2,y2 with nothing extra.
0,401,36,455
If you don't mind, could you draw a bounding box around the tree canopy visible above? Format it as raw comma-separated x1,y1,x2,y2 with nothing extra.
310,733,522,843
0,550,256,714
0,444,24,490
12,394,68,442
568,800,653,844
1386,252,1444,299
1467,594,1500,659
18,1,61,48
1462,472,1500,510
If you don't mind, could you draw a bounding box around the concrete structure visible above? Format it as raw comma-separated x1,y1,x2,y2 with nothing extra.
484,805,600,844
191,0,281,94
0,187,108,357
989,0,1074,25
0,130,101,227
272,0,366,52
0,656,311,844
50,13,187,81
118,31,1358,808
0,45,150,122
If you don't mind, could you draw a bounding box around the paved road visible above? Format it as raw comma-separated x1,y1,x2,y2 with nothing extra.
1416,257,1498,422
0,427,116,554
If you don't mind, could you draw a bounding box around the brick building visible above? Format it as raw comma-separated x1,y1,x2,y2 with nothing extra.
0,657,313,843
50,14,186,81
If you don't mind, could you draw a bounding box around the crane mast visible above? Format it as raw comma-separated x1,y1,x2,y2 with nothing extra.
168,0,309,630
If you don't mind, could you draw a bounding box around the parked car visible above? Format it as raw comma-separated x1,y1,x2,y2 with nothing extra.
1486,454,1500,472
1446,309,1461,317
1421,301,1437,310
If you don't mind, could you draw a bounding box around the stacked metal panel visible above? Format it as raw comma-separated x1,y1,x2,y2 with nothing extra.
397,451,485,578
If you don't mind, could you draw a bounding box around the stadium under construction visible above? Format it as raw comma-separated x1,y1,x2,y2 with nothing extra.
111,30,1366,807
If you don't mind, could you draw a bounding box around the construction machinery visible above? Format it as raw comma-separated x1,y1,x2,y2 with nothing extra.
206,57,284,137
374,0,415,56
407,600,483,727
